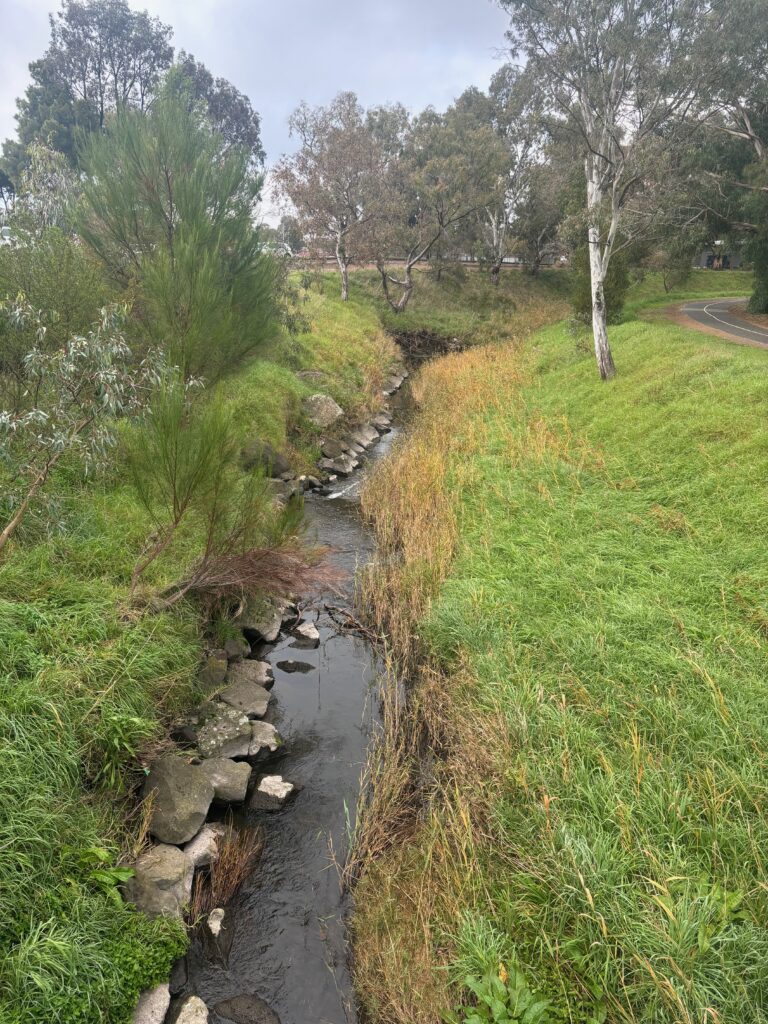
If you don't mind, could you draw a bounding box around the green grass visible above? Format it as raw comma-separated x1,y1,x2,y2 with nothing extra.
0,273,395,1022
428,315,768,1020
352,265,572,344
623,268,754,318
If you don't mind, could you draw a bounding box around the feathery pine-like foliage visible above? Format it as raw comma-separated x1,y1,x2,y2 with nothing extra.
78,82,278,382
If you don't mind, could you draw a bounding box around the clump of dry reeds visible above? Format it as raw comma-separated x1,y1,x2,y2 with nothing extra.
190,821,263,920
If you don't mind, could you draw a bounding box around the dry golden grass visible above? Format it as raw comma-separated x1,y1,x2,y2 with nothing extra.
353,293,569,1023
190,822,263,920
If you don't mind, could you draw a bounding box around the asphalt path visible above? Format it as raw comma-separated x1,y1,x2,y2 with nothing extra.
677,297,768,347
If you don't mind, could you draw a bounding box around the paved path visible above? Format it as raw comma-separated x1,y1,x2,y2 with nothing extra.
675,297,768,348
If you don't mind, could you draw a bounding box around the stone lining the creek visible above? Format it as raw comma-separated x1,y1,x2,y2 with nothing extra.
128,368,409,1024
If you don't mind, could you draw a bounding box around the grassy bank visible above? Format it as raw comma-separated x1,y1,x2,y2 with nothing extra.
355,270,768,1023
0,279,394,1023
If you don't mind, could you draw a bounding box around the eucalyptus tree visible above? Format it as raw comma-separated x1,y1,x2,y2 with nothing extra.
274,93,391,300
369,106,498,311
500,0,728,378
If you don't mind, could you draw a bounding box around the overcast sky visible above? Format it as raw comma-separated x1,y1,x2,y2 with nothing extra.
1,0,511,162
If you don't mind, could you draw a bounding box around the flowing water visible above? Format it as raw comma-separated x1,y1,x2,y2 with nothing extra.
183,422,402,1024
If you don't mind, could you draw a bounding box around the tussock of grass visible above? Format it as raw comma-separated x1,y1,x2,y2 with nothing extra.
356,272,768,1023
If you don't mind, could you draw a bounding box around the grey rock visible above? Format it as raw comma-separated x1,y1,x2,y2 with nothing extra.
219,678,272,719
143,756,214,845
249,721,283,758
279,600,298,626
321,439,345,459
197,705,253,759
227,659,274,690
124,844,193,920
249,775,296,811
198,651,228,689
132,984,171,1024
295,369,327,382
239,599,282,643
183,823,227,868
214,994,281,1024
170,995,210,1024
168,956,188,996
241,440,290,477
276,659,314,674
303,393,344,429
372,414,392,433
291,621,320,648
224,636,251,662
199,757,252,802
203,907,235,965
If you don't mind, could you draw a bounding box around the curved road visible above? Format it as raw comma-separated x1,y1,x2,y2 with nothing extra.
675,297,768,348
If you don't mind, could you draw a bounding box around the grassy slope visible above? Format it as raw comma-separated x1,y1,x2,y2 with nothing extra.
0,278,394,1024
356,270,768,1023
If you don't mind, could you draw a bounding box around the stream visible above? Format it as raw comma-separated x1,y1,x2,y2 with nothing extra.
182,416,403,1024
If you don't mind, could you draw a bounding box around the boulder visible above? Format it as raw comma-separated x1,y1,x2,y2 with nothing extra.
224,636,251,662
219,679,272,719
317,455,356,478
132,984,171,1024
170,995,210,1024
239,599,282,643
124,845,193,920
197,705,253,759
183,823,227,868
303,393,344,429
320,439,345,459
214,994,281,1024
241,440,291,477
143,756,214,845
372,414,392,433
227,659,274,690
198,651,228,689
199,757,252,803
249,775,296,811
249,721,282,758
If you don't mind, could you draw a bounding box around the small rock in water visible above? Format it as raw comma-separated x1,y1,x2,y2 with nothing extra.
249,721,282,758
219,679,272,719
276,659,314,674
199,757,251,802
197,705,252,759
249,774,296,811
215,994,281,1024
132,983,171,1024
143,756,214,845
227,659,274,690
170,994,210,1024
291,621,320,648
203,907,235,965
183,822,227,868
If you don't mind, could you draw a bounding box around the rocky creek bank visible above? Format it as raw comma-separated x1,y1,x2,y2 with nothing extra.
128,368,409,1024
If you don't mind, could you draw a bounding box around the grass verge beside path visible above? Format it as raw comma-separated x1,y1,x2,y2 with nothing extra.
355,272,768,1023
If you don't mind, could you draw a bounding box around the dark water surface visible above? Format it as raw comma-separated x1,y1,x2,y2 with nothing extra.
185,426,401,1024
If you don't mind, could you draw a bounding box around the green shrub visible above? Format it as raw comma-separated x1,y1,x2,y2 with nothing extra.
570,246,629,324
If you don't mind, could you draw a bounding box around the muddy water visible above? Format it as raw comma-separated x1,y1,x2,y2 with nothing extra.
184,426,401,1024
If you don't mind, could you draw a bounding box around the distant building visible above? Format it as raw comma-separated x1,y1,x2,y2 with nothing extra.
695,241,743,270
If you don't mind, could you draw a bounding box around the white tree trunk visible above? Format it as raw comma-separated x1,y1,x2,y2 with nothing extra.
335,236,349,301
586,173,616,381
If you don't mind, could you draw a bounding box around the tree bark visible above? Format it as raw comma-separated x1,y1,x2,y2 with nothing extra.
586,172,616,381
335,236,349,301
0,453,62,556
490,260,502,286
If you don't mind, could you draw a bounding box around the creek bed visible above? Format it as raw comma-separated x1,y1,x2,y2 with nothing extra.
181,420,403,1024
